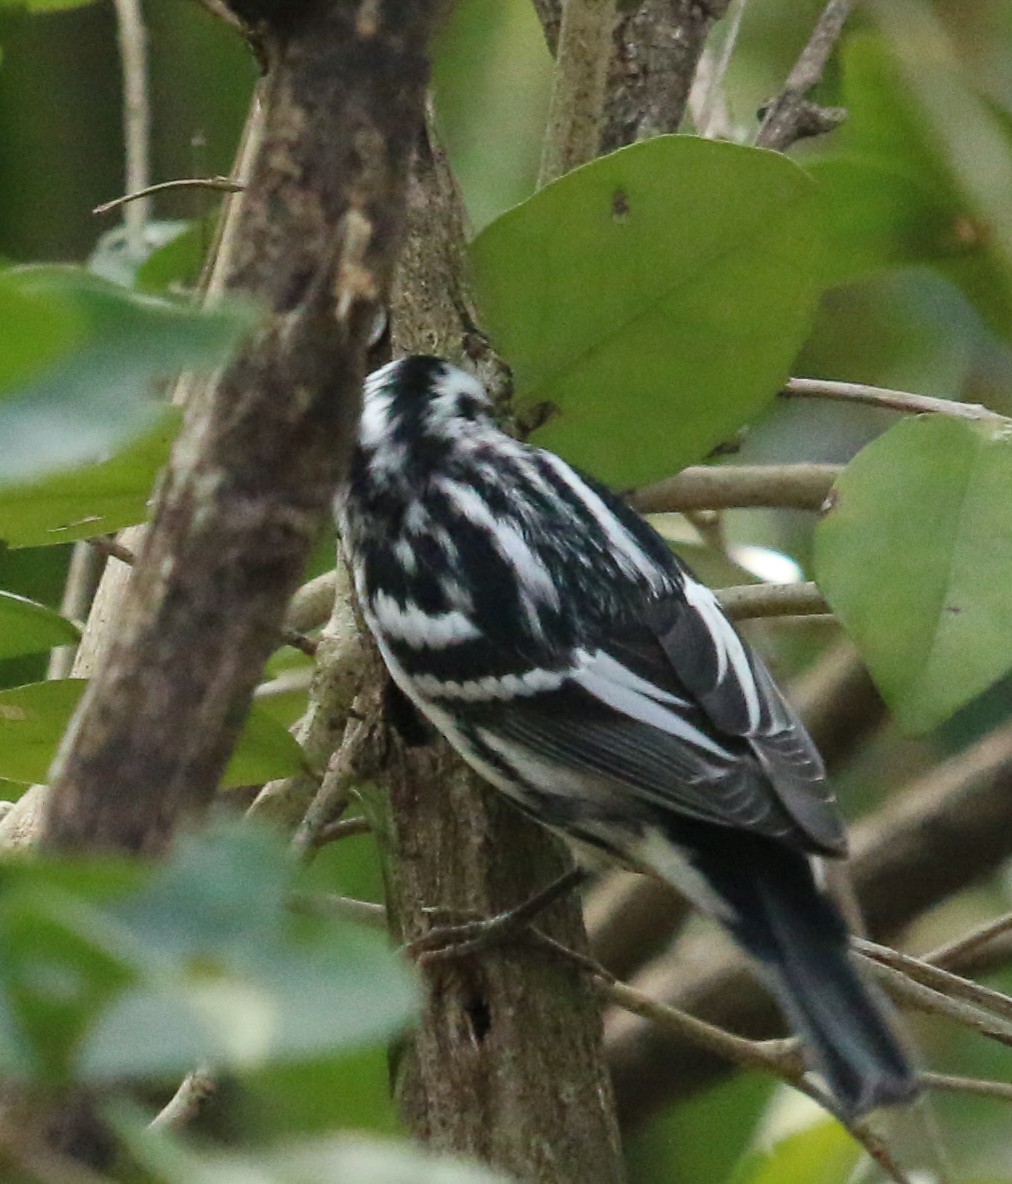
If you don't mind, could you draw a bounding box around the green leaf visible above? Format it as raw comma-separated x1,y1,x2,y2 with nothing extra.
221,706,307,789
730,1118,860,1184
471,135,821,486
0,266,248,485
0,408,181,548
117,1120,518,1184
811,33,1012,339
815,415,1012,733
0,591,79,658
0,679,304,788
135,219,214,294
0,0,99,10
0,679,86,784
78,823,417,1080
89,220,202,290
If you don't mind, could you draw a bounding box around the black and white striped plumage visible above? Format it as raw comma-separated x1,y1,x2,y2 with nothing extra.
337,355,918,1117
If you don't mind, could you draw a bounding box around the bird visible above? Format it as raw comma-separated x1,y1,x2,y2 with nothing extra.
335,353,919,1119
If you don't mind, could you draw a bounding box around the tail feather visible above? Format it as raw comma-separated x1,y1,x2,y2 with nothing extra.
750,867,919,1116
663,821,920,1118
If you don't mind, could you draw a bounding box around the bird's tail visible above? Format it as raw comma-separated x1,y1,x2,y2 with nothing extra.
673,826,920,1118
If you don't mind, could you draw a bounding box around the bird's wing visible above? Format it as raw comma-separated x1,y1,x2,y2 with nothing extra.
609,577,846,855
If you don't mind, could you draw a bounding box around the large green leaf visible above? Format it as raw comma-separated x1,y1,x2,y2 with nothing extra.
815,415,1012,733
0,266,246,484
0,591,79,658
471,135,821,487
0,408,181,548
810,33,1012,339
0,679,305,788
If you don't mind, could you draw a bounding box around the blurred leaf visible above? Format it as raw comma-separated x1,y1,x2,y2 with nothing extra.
811,33,1012,339
0,266,248,485
135,218,214,294
90,219,200,290
0,679,305,788
0,0,99,9
815,415,1012,733
0,408,180,548
78,823,417,1080
0,267,82,392
119,1120,517,1184
729,1118,859,1184
0,591,79,658
472,135,821,486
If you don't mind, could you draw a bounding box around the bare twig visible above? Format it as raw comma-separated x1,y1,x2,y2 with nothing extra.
288,891,387,929
598,975,914,1182
47,543,106,680
922,1071,1012,1103
93,176,243,216
717,581,829,621
628,463,840,514
539,0,619,184
313,814,371,848
783,377,1005,422
925,910,1012,973
86,536,136,567
857,938,1012,1026
858,955,1012,1048
755,0,851,151
690,0,749,139
113,0,151,259
289,714,369,864
149,1068,217,1132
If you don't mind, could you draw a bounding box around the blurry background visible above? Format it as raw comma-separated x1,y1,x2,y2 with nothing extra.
1,1,1010,1180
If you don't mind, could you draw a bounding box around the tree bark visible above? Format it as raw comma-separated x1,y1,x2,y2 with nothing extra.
376,123,626,1184
40,1,444,854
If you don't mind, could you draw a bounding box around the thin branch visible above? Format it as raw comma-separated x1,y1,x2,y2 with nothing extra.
313,814,371,849
47,543,106,680
539,0,619,185
628,463,840,514
857,938,1012,1026
149,1068,217,1132
925,910,1012,973
783,377,1005,422
113,0,151,260
93,176,243,216
288,891,387,929
690,0,749,139
288,714,369,864
755,0,851,151
717,581,829,621
922,1071,1012,1103
858,956,1012,1048
597,975,914,1183
86,536,135,567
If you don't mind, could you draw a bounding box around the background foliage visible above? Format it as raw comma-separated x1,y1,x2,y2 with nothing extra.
0,0,1010,1182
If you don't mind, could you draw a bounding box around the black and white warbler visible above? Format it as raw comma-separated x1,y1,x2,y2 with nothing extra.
336,355,918,1118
